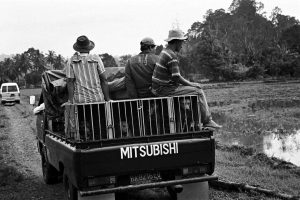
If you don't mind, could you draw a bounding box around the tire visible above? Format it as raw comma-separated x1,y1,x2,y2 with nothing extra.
63,174,78,200
115,192,129,200
41,155,59,184
167,186,178,200
177,182,209,200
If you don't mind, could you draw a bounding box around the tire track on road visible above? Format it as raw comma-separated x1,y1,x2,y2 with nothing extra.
4,104,41,178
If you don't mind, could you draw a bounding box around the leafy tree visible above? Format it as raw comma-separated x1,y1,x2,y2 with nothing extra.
12,54,23,84
46,50,56,70
119,54,132,67
182,0,300,80
25,71,42,86
280,25,300,54
25,48,46,73
0,61,7,84
18,53,31,87
2,58,18,81
100,53,118,68
53,54,65,70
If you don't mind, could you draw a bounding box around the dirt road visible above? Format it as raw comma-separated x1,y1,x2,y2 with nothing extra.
0,103,64,200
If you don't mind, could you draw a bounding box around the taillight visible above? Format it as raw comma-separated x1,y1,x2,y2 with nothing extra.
88,176,116,187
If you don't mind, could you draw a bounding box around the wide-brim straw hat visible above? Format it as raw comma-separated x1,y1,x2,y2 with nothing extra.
73,35,95,52
165,29,188,42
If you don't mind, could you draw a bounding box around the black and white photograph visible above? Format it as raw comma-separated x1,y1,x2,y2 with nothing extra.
0,0,299,199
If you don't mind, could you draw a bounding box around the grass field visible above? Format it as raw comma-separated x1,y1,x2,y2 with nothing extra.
204,81,300,197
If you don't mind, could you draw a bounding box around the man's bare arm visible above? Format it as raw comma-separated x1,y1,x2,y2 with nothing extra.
172,75,201,89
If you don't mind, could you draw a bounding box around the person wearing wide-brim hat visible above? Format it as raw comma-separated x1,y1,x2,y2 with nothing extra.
66,35,110,103
72,35,95,53
65,35,111,135
152,29,222,129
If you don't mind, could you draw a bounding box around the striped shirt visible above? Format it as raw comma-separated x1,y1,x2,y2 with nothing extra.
152,48,180,89
66,54,105,103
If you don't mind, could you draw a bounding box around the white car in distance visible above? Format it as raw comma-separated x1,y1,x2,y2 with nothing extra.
0,82,21,104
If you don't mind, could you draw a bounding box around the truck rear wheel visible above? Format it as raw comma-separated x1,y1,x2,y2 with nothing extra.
177,181,209,200
41,155,59,184
115,192,129,200
63,174,78,200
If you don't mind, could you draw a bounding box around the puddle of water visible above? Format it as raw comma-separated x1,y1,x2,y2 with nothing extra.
263,130,300,166
218,129,300,166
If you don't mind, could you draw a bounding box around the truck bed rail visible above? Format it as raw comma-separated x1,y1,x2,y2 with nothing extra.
61,95,201,142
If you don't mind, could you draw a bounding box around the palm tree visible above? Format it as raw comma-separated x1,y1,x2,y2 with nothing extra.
54,54,65,70
13,54,22,84
19,53,31,88
46,50,56,70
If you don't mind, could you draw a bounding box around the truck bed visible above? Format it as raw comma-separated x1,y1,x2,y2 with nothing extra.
37,95,217,196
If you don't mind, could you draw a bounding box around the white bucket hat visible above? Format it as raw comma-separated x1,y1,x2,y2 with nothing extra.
165,29,188,42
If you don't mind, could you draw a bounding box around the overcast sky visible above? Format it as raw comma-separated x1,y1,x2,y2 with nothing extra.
1,0,299,58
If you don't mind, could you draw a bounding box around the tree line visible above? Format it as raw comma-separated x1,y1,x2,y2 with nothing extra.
0,49,120,87
1,0,299,86
0,48,66,87
181,0,300,81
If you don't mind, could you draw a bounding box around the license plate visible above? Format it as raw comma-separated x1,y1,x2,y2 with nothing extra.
130,172,162,185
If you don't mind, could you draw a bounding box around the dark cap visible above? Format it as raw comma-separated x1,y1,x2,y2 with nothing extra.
140,37,156,46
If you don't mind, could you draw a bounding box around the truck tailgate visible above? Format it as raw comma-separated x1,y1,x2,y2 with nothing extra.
79,138,214,177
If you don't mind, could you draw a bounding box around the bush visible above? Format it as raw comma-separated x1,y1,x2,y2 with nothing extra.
25,71,42,87
247,63,265,79
217,63,249,81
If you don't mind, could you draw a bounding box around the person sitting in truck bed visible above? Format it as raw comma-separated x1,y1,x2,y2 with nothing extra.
65,35,110,139
125,37,159,99
66,35,110,103
123,37,160,136
152,29,222,129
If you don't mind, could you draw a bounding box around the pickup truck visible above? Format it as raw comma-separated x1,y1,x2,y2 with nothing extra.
35,69,217,200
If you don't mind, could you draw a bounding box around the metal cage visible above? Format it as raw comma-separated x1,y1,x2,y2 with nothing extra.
64,95,201,141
